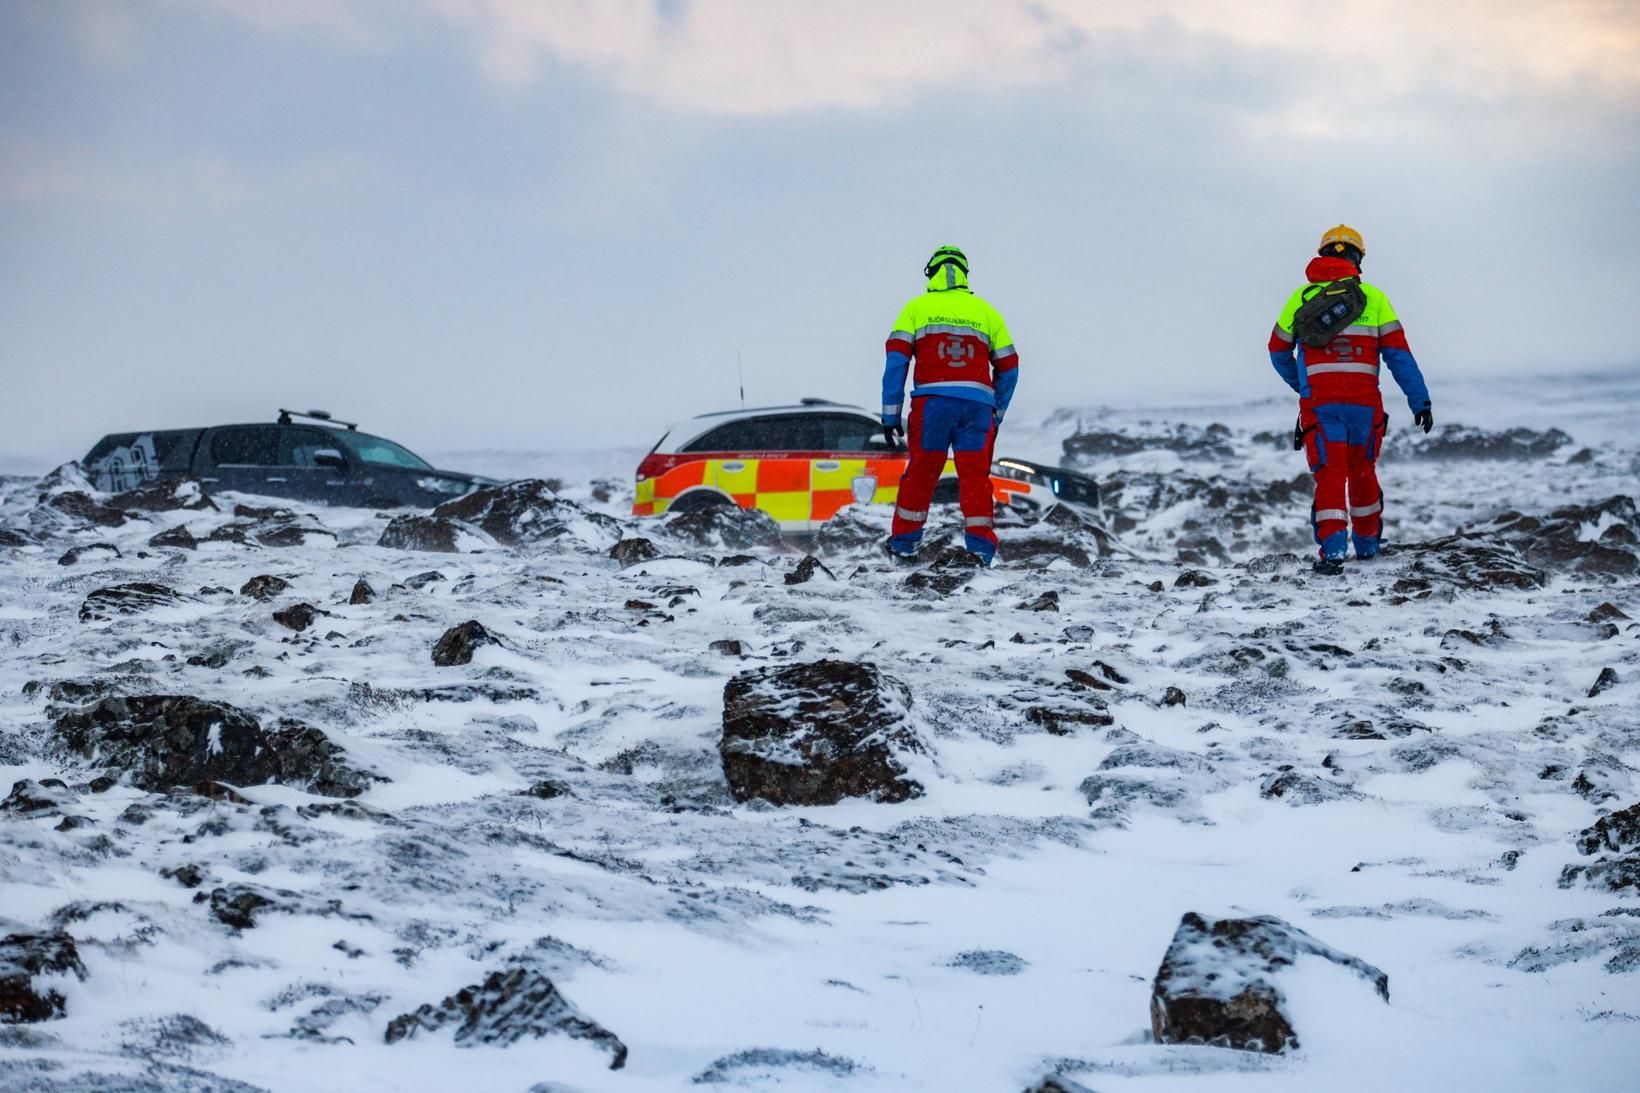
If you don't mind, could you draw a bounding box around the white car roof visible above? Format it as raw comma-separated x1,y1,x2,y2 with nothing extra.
654,401,878,453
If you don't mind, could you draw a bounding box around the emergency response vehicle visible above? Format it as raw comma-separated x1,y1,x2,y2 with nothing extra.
633,400,1097,533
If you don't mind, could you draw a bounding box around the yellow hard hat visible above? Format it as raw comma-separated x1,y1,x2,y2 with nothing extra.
1318,224,1366,258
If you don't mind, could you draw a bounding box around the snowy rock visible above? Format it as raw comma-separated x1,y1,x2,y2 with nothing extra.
196,883,353,930
431,620,499,667
272,602,319,632
1149,911,1388,1053
1001,504,1125,567
238,574,289,601
208,507,337,549
693,1048,861,1084
0,930,87,1023
1392,535,1546,591
947,949,1027,975
661,503,781,550
53,695,379,797
78,582,197,623
1588,667,1620,697
608,537,660,566
147,525,197,549
384,966,627,1069
1392,423,1573,461
1562,800,1640,895
434,480,622,550
1062,421,1236,462
348,578,374,604
904,547,985,595
1175,569,1217,588
1259,767,1365,805
1021,1078,1100,1093
33,490,129,530
116,1012,231,1060
108,477,216,513
0,527,40,547
1,779,78,818
378,514,466,553
720,659,925,805
1471,496,1639,577
57,542,121,566
785,555,834,584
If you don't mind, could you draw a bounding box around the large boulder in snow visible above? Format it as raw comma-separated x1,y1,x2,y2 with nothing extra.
1150,912,1388,1053
385,965,627,1069
53,695,380,797
662,502,782,551
720,660,925,805
1390,535,1547,592
0,930,87,1023
204,506,337,549
432,621,500,667
1061,422,1236,463
78,582,198,623
1001,504,1127,566
433,480,621,550
1470,496,1639,577
378,514,470,553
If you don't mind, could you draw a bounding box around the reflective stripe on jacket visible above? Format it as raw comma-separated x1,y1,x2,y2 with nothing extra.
1267,256,1430,412
883,264,1018,423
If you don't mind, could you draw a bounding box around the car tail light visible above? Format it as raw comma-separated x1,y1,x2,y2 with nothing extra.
636,453,666,482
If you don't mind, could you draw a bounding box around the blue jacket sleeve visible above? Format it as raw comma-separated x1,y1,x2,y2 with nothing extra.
881,352,910,425
1381,347,1431,411
1269,348,1302,395
992,367,1019,420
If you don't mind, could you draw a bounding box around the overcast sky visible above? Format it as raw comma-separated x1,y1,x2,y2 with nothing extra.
3,0,1638,465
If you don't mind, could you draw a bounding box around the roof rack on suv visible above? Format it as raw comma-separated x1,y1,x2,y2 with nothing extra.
277,408,359,431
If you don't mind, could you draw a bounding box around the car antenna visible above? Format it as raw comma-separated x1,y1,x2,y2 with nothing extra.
737,349,746,410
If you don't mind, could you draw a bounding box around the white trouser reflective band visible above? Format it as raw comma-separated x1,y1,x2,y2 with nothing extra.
965,516,994,528
1306,363,1380,376
1350,501,1383,517
1314,508,1349,523
896,506,927,523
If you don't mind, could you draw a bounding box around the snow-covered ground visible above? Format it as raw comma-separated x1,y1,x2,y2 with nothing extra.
3,370,1639,1092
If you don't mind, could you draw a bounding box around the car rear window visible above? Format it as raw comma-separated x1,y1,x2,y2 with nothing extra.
682,415,828,453
211,426,279,466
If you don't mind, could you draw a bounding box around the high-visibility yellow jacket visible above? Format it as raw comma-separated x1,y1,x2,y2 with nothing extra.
882,265,1018,426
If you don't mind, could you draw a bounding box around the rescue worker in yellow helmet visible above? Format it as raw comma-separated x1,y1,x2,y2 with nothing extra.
882,245,1019,564
1268,225,1433,574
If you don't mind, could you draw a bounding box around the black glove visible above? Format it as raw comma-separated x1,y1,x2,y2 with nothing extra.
883,424,904,450
1291,415,1304,451
1414,407,1434,433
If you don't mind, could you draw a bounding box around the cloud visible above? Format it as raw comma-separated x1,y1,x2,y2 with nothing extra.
177,0,1640,120
0,141,356,207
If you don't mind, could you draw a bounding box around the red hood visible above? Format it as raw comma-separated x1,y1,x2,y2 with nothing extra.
1306,255,1360,283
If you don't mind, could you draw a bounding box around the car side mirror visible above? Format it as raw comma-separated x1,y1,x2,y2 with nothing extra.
314,449,346,470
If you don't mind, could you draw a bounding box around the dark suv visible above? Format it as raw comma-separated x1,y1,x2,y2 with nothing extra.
83,410,490,508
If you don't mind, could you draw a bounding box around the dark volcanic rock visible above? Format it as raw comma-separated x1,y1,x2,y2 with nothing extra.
1393,535,1546,591
147,525,197,550
1021,1078,1099,1093
1174,569,1217,589
1,778,77,818
1471,496,1639,576
1562,801,1640,895
1063,421,1235,462
662,503,781,550
1395,423,1572,461
694,1048,861,1084
57,542,121,566
379,514,467,553
1001,504,1124,567
1259,767,1364,805
272,603,318,632
385,966,627,1069
109,478,216,513
1588,667,1620,697
197,883,349,931
435,480,621,548
239,575,289,601
349,579,374,605
53,695,379,797
1150,912,1388,1053
78,582,197,623
721,659,925,805
432,620,499,667
609,537,660,566
0,527,40,548
40,490,129,528
785,555,834,585
904,547,985,595
0,931,88,1022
